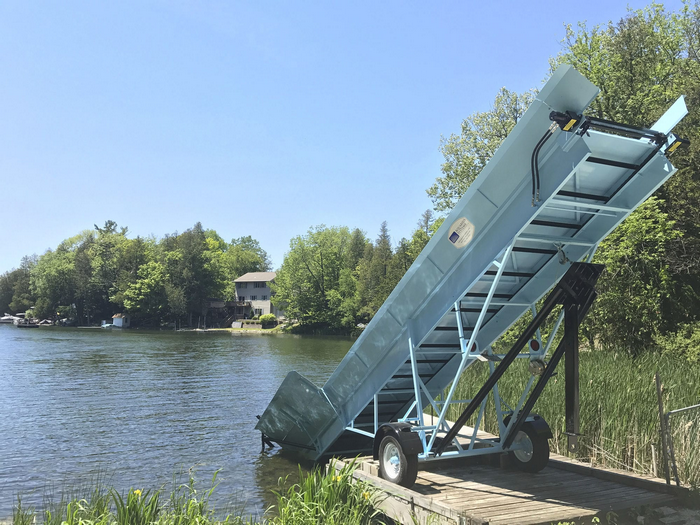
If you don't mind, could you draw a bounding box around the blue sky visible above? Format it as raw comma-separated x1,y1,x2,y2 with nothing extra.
0,0,685,272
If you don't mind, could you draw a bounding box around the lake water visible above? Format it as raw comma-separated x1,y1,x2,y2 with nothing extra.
0,325,352,519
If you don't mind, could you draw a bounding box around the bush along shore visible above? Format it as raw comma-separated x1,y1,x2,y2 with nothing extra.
10,462,387,525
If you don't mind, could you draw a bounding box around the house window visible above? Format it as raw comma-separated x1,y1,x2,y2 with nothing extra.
239,296,245,301
240,283,248,289
254,282,265,288
255,308,263,316
262,295,268,300
250,295,257,301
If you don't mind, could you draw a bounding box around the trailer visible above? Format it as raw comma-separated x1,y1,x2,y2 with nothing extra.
255,65,688,488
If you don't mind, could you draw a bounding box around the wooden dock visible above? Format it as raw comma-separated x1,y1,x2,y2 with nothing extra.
332,455,679,524
330,420,683,524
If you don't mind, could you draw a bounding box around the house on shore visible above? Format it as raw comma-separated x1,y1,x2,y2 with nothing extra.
233,272,284,319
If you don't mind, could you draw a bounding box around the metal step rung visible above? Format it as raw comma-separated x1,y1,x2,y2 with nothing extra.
548,198,631,213
517,234,597,246
484,270,534,278
512,246,558,255
557,190,609,202
530,219,583,230
465,292,514,299
420,343,461,348
586,156,640,170
462,301,531,307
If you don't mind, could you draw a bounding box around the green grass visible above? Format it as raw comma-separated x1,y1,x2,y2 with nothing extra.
271,460,385,525
11,462,385,525
444,350,700,487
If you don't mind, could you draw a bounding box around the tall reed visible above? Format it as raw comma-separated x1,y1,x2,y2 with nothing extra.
445,351,700,486
271,460,385,525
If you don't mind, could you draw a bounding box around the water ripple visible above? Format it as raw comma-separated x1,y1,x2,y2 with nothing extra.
0,326,351,518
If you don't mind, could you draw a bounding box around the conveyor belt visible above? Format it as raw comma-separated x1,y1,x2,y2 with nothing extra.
255,65,688,460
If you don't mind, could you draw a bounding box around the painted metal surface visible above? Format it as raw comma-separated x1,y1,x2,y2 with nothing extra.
255,64,688,461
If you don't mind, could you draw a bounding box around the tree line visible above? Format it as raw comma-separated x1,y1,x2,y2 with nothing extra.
0,221,270,327
270,211,439,334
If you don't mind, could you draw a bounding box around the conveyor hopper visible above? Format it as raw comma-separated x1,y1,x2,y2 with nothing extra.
256,65,688,472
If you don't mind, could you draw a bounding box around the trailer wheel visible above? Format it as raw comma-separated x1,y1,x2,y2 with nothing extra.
378,435,418,487
509,425,549,473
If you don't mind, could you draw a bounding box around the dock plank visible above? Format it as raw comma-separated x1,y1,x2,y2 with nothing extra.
332,456,678,525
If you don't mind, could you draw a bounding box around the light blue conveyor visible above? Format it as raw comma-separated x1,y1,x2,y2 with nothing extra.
255,65,688,460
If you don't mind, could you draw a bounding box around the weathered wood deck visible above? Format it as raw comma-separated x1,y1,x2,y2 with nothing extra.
333,455,678,525
331,418,682,524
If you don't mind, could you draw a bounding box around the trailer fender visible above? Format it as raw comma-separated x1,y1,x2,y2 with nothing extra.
504,414,553,440
372,423,423,460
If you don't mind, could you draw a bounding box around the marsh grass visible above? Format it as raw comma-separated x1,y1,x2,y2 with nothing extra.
444,350,700,486
14,471,251,525
112,489,160,525
271,460,385,525
12,496,35,525
12,462,385,525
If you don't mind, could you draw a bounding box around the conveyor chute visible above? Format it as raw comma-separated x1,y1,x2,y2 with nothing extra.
256,65,688,483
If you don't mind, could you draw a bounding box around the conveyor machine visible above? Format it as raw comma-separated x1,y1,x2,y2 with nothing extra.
256,65,688,488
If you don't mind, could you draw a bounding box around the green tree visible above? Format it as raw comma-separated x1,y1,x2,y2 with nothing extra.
554,3,700,349
122,261,168,324
586,198,684,352
110,236,153,310
0,271,13,314
162,223,224,325
0,256,37,314
272,225,356,329
346,228,369,271
30,245,76,319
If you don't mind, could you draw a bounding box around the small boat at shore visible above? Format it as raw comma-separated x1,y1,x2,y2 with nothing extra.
14,318,39,328
0,314,20,324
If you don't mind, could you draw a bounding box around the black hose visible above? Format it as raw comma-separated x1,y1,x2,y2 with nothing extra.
531,130,552,205
534,131,553,201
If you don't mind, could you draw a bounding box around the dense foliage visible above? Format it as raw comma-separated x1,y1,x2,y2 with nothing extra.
0,221,269,327
271,213,439,333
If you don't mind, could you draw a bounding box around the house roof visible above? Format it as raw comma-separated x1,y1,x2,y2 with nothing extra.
112,313,128,319
234,271,276,283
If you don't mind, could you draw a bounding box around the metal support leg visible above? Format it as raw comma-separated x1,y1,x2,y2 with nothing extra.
564,301,580,454
408,335,426,447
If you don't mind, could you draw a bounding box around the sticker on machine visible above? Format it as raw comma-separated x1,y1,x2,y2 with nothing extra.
447,217,474,249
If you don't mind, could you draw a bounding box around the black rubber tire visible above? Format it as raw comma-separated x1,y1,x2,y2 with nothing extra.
378,435,418,488
509,425,550,473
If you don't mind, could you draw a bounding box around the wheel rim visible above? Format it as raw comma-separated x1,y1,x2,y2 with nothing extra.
382,441,401,480
513,431,534,463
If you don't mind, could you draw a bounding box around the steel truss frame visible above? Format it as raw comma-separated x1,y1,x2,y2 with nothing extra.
343,237,604,461
402,252,602,462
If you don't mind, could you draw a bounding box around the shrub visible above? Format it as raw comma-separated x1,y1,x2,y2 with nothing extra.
654,323,700,362
259,314,277,327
